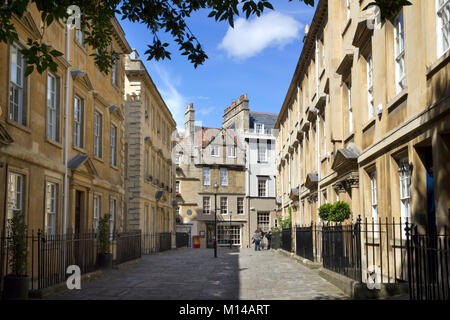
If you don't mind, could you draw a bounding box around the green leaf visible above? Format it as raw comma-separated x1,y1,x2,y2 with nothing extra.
24,65,34,77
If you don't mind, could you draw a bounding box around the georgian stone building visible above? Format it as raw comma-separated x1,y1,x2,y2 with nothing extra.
175,95,278,248
275,0,450,234
124,50,177,240
0,4,131,236
174,102,247,248
223,95,278,245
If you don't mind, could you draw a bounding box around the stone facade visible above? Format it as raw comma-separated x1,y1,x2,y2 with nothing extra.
0,4,131,236
275,0,450,234
124,51,177,238
175,95,279,248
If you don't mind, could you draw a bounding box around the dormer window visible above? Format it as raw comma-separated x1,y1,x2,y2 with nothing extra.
256,123,264,134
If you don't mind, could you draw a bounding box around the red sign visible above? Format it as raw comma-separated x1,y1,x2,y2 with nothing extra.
275,211,278,217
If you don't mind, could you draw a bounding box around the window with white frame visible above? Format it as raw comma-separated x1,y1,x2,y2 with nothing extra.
7,172,25,221
175,153,181,165
45,182,58,235
203,196,211,215
366,54,374,119
75,27,84,45
258,179,267,197
211,145,219,157
110,124,117,166
220,197,228,214
220,168,228,186
144,149,149,177
144,205,149,234
111,58,118,86
321,114,327,155
10,43,27,126
151,207,155,233
176,181,180,193
258,141,267,162
217,225,241,246
151,155,155,178
93,195,101,232
394,11,406,94
202,167,210,186
370,171,379,235
346,0,351,20
94,111,102,158
73,96,84,148
257,212,270,232
398,158,411,223
237,197,244,214
347,81,353,133
255,123,264,134
47,73,59,141
228,144,236,158
437,0,450,56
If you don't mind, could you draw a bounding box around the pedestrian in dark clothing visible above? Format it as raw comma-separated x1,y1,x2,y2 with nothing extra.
260,229,266,250
252,229,261,251
266,229,273,250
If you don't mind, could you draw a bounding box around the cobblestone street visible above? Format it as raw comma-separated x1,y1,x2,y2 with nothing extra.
47,248,348,300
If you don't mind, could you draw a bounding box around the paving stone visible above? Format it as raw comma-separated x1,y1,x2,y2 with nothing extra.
46,248,348,300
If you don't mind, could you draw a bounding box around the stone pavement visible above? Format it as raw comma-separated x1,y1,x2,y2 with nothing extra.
46,248,348,300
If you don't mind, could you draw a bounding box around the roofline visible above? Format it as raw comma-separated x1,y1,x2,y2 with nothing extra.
275,0,327,129
126,59,176,127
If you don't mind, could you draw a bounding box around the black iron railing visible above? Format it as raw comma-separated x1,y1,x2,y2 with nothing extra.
281,228,292,252
407,225,449,300
295,225,314,261
176,232,189,248
159,232,172,252
322,223,362,282
142,233,160,254
114,231,141,265
360,217,409,284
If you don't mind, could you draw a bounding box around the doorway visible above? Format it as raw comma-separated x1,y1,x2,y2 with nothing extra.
424,148,436,236
206,223,215,248
75,190,84,234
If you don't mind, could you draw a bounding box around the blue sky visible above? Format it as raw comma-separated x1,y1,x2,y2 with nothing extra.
119,2,316,130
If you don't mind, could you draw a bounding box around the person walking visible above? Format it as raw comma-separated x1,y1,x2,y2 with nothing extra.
252,229,261,251
266,229,273,250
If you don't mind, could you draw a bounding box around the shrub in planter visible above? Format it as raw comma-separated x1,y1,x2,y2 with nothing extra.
318,203,333,222
2,212,29,300
97,214,112,269
329,201,351,223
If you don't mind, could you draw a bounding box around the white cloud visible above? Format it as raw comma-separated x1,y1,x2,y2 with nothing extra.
218,11,302,60
197,107,215,116
152,65,187,131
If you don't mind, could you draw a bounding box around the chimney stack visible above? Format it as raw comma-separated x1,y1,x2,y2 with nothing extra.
185,103,195,136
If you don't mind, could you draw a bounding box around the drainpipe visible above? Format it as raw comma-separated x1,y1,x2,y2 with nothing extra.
63,24,70,235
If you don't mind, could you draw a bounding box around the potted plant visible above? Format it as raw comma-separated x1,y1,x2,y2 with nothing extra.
2,212,29,300
329,201,351,223
318,203,333,225
97,214,112,269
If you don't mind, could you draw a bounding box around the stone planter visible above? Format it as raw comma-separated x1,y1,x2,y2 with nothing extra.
97,253,113,269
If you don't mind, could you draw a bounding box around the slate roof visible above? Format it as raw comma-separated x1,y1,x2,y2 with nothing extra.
67,154,89,169
249,111,278,130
